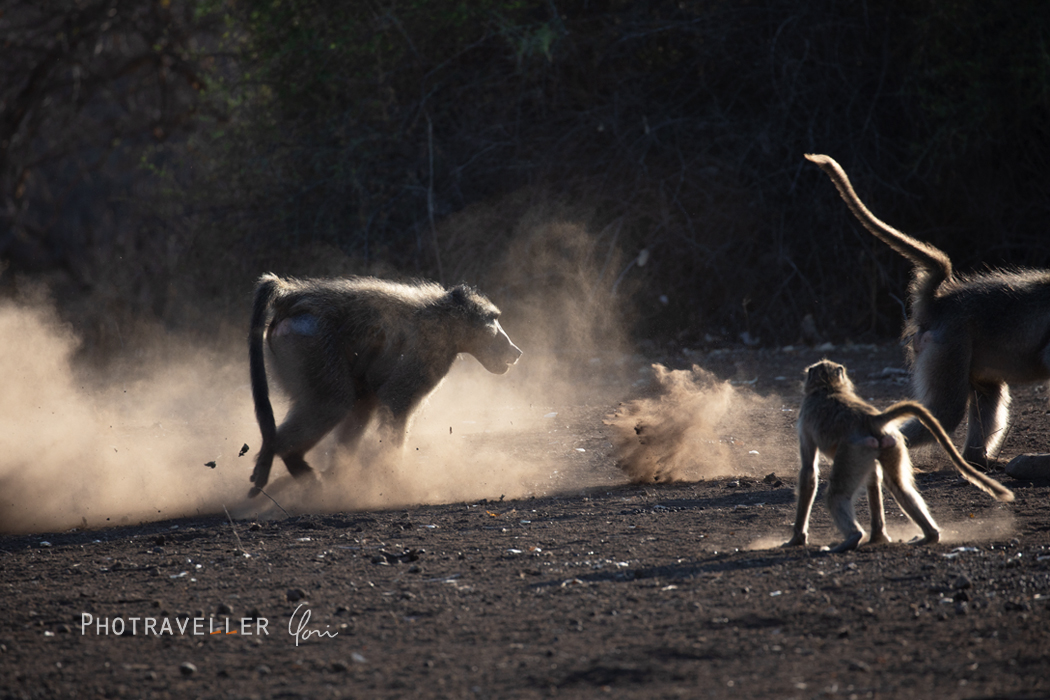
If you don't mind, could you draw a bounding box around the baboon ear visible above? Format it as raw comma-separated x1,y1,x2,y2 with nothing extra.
451,285,470,305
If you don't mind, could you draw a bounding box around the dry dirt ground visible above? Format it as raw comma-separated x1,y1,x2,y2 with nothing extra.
4,344,1050,699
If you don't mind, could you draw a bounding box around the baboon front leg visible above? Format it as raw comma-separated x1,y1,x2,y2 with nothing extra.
334,395,380,451
964,380,1010,469
902,330,971,450
785,438,819,547
880,444,940,545
826,444,878,553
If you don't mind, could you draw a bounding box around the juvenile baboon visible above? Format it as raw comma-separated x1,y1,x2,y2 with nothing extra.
787,359,1014,553
806,153,1050,469
247,273,523,497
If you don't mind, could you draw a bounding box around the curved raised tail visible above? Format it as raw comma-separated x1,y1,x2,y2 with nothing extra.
877,401,1015,502
248,273,283,496
805,153,953,289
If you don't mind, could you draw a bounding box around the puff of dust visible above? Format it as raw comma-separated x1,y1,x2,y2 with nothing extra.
607,363,768,483
0,300,255,534
746,511,1016,551
938,510,1017,545
237,359,579,519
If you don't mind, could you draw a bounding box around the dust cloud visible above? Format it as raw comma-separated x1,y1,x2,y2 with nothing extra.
0,211,637,534
0,208,792,535
0,300,252,534
606,363,777,483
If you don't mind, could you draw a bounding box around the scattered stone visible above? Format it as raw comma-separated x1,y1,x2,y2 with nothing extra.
848,660,870,672
179,662,197,676
286,589,306,602
331,661,349,672
216,603,234,616
952,575,973,590
1005,453,1050,480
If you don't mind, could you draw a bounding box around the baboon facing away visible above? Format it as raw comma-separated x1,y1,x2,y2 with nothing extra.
806,153,1050,468
788,359,1013,553
247,273,523,497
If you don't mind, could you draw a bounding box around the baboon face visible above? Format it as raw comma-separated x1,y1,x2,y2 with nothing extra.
804,359,850,393
469,316,523,374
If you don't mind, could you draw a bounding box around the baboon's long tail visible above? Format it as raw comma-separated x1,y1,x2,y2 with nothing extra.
805,154,953,294
878,402,1015,502
249,274,282,452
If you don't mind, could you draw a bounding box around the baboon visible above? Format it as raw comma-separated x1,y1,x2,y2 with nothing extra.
247,273,523,497
806,153,1050,468
787,359,1014,553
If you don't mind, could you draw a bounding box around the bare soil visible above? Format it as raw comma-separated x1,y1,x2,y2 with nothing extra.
3,344,1050,699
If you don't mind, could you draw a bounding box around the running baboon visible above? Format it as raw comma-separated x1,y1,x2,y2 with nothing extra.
787,359,1013,553
247,273,523,497
807,153,1050,468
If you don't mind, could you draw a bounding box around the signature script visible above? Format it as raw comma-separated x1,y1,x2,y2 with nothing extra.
288,603,339,646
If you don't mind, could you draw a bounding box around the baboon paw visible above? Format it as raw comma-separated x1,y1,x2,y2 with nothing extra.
867,532,891,546
962,447,991,472
907,533,940,546
247,486,262,499
782,535,807,548
829,534,863,553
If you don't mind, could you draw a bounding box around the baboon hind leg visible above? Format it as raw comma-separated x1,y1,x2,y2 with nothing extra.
964,380,1010,469
826,443,878,553
250,444,277,495
866,464,890,546
879,443,940,545
785,437,819,547
249,400,347,497
902,330,971,450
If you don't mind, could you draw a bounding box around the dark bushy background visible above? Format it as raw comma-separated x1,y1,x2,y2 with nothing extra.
4,0,1050,357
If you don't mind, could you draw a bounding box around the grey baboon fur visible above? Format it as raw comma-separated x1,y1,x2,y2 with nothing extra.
789,359,1013,553
247,273,522,497
807,153,1050,468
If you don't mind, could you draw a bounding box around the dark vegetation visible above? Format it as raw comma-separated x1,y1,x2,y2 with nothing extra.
4,0,1050,356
